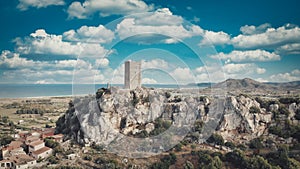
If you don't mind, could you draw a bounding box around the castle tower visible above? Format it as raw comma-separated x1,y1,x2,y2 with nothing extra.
124,60,141,89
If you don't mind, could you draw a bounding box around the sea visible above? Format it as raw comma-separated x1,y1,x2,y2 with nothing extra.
0,84,186,98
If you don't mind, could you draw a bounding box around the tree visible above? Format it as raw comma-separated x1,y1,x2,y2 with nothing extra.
247,156,272,169
207,134,224,146
225,141,235,149
249,138,264,149
1,116,9,123
0,135,14,146
208,156,223,169
184,160,194,169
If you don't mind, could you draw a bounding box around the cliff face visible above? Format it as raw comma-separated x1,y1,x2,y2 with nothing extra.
56,87,280,149
217,95,272,142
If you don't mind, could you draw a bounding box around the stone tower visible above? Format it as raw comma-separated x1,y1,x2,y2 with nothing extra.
124,60,141,89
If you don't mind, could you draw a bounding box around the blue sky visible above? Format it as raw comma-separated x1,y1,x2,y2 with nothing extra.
0,0,300,84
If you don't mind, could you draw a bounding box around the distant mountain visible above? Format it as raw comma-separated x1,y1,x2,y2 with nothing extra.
265,81,300,89
213,78,276,90
210,78,300,94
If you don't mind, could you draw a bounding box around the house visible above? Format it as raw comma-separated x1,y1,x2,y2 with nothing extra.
31,147,52,159
25,136,40,145
28,140,44,154
0,159,13,169
0,154,36,169
67,154,77,160
50,134,64,143
1,141,24,158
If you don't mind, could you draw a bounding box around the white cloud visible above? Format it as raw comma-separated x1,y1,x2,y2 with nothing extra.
170,67,195,84
95,58,109,67
240,23,271,35
63,25,114,43
232,24,300,49
17,0,65,11
194,63,266,83
14,29,108,58
142,78,157,84
200,30,231,45
141,59,170,70
210,50,280,62
223,63,266,75
256,67,266,74
0,50,36,68
269,69,300,82
67,0,153,19
275,43,300,54
116,8,203,41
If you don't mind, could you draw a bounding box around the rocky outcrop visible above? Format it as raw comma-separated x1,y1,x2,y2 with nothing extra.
56,87,275,153
216,95,272,142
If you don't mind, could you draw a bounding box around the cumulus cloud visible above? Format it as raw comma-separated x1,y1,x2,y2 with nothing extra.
223,63,266,75
232,24,300,49
275,43,300,54
200,30,231,45
170,67,195,84
142,78,157,84
95,58,109,67
0,50,36,68
116,8,203,41
63,25,114,43
240,23,271,35
67,0,153,19
210,50,280,62
17,0,65,11
269,69,300,82
14,29,109,58
194,63,266,83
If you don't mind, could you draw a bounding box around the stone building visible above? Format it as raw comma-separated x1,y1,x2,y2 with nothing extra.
124,60,141,89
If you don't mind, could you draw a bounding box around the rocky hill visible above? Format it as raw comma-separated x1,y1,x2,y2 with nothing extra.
55,86,300,158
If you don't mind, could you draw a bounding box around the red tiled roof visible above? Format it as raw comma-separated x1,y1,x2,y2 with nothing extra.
9,154,35,165
31,147,52,155
9,141,23,148
28,140,43,147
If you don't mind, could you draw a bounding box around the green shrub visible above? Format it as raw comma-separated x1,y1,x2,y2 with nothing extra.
249,138,264,149
249,106,261,114
225,141,235,149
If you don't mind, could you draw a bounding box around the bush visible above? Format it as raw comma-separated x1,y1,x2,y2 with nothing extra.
184,160,194,169
249,106,261,114
249,138,264,149
174,143,182,151
165,92,171,99
0,135,14,146
207,133,224,146
48,155,59,164
151,153,177,169
225,150,247,168
225,141,235,149
44,138,59,149
247,156,272,169
83,155,92,161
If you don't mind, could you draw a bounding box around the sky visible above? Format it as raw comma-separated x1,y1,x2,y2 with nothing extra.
0,0,300,84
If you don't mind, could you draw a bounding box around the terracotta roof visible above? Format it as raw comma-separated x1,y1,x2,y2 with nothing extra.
28,140,44,147
31,147,52,155
9,141,23,148
26,136,40,143
9,154,35,165
0,159,13,163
